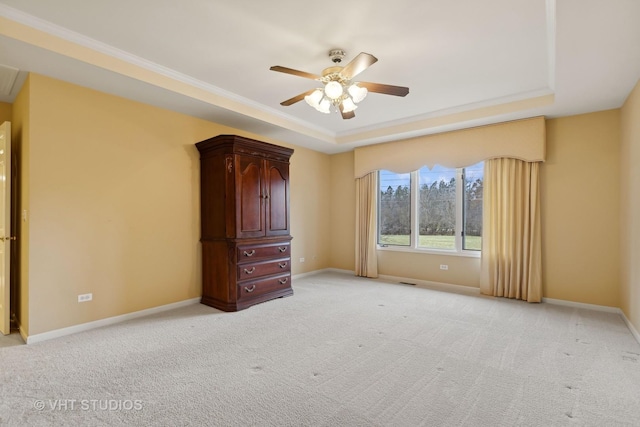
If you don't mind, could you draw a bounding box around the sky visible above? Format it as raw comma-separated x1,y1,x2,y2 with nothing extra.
379,162,483,190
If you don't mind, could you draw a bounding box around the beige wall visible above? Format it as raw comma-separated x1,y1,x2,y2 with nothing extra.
377,251,480,287
329,151,356,271
9,70,636,337
329,111,624,304
0,102,11,122
621,79,640,334
542,110,620,307
289,147,332,273
327,152,481,286
18,73,332,336
328,148,481,287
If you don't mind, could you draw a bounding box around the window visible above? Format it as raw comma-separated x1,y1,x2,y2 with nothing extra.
462,162,483,250
378,162,483,253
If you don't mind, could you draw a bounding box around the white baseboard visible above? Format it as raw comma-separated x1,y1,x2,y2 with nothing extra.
294,269,479,296
24,269,354,344
292,270,326,280
18,269,640,347
620,311,640,345
323,268,355,275
540,298,640,346
26,297,201,345
302,269,640,346
376,276,640,346
293,268,354,280
378,274,481,296
542,297,621,313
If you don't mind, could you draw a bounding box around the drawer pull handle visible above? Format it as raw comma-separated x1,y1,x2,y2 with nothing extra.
244,285,256,293
278,278,288,284
279,262,288,269
243,250,255,257
278,247,287,253
243,267,256,274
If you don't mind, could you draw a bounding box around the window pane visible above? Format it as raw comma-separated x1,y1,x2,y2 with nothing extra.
418,166,456,250
378,170,411,246
463,162,483,250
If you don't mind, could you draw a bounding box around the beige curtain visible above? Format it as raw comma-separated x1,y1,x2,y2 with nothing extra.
480,158,542,302
355,172,378,278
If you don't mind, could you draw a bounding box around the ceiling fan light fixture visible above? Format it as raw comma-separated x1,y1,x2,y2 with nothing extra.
317,98,331,114
270,49,409,120
324,81,344,100
348,83,368,103
304,89,324,108
341,97,357,113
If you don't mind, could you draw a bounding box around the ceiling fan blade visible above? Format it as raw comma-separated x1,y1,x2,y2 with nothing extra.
341,110,356,120
270,66,322,80
339,104,356,120
339,52,378,80
358,82,410,97
280,89,317,106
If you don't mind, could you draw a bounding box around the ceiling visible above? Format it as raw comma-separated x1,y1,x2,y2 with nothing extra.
0,0,638,154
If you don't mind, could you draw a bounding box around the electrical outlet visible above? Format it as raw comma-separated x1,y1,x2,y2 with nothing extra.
78,293,93,302
440,264,449,270
299,257,305,263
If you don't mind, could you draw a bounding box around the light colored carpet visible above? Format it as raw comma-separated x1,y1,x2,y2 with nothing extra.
1,271,639,426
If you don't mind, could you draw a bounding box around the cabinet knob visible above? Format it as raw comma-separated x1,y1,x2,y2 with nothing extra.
278,247,287,253
0,236,16,242
278,262,288,269
243,250,255,257
278,278,288,284
244,285,256,293
243,267,256,275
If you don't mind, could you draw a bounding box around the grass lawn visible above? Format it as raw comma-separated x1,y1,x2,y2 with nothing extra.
379,235,481,250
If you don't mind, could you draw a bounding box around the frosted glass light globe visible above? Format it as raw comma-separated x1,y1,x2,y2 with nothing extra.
324,81,344,100
304,89,323,108
348,83,368,103
317,98,331,114
341,97,357,113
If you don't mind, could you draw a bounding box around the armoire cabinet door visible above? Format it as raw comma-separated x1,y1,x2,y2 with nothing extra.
265,160,290,236
236,155,265,238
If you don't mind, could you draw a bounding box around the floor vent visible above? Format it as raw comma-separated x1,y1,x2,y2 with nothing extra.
399,281,416,286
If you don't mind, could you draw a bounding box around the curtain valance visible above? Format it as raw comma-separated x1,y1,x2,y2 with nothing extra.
353,116,545,178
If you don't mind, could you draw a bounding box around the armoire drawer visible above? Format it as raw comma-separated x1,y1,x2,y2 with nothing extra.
237,257,290,280
237,242,290,262
237,273,291,300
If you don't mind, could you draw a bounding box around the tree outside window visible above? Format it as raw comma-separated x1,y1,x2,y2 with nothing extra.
378,162,483,253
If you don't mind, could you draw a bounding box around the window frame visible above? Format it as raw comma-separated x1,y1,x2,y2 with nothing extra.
377,166,481,258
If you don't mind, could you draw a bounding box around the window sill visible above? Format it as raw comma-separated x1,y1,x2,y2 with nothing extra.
377,245,481,258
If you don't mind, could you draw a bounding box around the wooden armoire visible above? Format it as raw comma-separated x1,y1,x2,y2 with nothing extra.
196,135,294,311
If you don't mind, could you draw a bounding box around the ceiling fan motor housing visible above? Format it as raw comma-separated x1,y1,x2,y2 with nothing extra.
329,49,345,63
322,66,344,80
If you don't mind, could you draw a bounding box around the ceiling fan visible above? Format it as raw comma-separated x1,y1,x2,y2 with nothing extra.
270,49,409,120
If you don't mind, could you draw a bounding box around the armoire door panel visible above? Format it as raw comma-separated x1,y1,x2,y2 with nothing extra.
199,155,227,239
266,160,290,236
236,155,265,238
